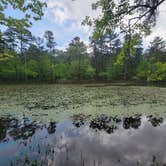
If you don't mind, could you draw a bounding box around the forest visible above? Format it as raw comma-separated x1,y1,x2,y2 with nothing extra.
0,1,166,166
0,0,165,83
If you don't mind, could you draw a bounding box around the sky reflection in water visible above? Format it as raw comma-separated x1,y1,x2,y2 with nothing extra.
0,115,166,166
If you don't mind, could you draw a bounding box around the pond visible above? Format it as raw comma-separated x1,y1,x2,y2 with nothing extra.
0,114,166,166
0,84,166,166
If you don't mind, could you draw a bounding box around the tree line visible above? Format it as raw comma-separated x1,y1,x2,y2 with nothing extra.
0,0,165,82
0,27,165,82
0,29,95,82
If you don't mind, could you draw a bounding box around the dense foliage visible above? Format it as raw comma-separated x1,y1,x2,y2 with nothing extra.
0,30,96,82
0,0,165,83
0,0,46,28
0,27,165,82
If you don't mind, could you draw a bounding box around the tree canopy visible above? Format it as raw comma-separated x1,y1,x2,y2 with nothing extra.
0,0,165,83
83,0,166,40
0,0,47,28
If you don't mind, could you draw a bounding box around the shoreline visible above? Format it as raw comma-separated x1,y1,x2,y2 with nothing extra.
0,80,165,87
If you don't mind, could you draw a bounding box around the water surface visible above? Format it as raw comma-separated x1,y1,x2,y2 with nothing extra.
0,84,166,165
0,114,166,166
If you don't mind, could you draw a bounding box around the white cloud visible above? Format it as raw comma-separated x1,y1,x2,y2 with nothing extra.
46,0,98,24
45,0,166,50
44,0,99,50
52,8,68,24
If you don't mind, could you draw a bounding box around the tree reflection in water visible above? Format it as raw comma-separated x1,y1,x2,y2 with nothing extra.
0,114,166,166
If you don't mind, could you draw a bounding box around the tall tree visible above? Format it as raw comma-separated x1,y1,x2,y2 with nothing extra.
16,28,33,81
0,30,5,52
34,37,44,50
66,37,88,80
146,36,166,62
83,0,165,79
44,31,56,53
4,27,18,51
90,33,121,80
16,29,32,57
0,0,46,62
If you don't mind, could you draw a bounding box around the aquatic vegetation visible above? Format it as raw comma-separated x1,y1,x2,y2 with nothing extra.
0,85,166,123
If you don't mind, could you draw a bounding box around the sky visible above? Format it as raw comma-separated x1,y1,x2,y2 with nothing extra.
4,0,166,51
30,0,99,50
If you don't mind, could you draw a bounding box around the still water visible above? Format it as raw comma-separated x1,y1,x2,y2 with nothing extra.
0,114,166,166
